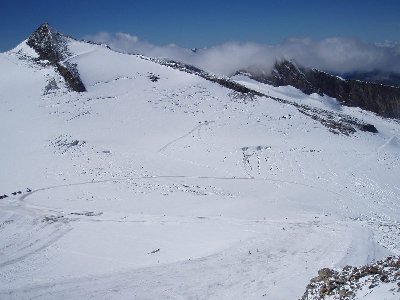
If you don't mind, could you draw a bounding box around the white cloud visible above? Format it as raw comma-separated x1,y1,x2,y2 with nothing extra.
84,32,400,76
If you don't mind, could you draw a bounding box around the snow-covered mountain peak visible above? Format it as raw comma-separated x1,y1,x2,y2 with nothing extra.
20,23,87,92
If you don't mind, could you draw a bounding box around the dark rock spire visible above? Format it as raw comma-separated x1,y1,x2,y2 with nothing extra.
27,23,86,92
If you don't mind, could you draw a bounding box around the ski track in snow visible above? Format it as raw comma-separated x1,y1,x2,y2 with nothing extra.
158,121,215,152
0,217,380,300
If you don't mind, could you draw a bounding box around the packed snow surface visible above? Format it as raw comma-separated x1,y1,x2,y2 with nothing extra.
1,39,400,299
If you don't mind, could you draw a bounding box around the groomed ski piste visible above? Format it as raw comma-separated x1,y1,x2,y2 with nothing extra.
1,32,400,299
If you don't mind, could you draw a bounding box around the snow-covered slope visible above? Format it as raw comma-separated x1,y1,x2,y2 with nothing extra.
1,26,400,299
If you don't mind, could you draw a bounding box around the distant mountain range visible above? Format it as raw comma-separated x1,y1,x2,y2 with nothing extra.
343,70,400,88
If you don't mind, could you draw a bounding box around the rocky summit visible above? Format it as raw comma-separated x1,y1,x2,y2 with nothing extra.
27,23,86,92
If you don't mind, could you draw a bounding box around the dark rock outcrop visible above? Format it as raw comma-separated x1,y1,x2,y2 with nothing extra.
302,256,400,299
27,23,86,92
240,60,400,119
151,58,262,96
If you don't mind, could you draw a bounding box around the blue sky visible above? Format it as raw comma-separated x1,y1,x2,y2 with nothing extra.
1,0,399,52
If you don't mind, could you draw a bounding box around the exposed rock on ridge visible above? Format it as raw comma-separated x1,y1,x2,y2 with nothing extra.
27,23,86,92
240,60,400,119
149,58,377,135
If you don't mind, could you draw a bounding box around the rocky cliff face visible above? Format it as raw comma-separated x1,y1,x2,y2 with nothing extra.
241,61,400,119
26,23,86,92
150,59,377,135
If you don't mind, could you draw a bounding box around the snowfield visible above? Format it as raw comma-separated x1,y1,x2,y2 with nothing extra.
0,35,400,299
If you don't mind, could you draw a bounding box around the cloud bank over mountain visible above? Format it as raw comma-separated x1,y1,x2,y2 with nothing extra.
85,32,400,76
